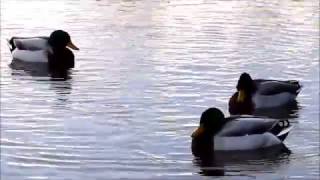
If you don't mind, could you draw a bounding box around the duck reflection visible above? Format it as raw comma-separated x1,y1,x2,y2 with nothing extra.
10,60,73,104
10,60,72,80
193,147,291,177
193,153,225,176
49,78,73,103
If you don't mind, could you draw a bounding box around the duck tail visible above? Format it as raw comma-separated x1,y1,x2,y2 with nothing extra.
6,38,16,53
296,83,302,95
287,80,302,95
276,124,293,141
270,120,292,141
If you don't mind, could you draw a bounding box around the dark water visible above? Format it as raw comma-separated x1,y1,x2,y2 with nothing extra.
1,0,319,179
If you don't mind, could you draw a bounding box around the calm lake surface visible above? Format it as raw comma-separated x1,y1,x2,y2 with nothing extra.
1,0,319,179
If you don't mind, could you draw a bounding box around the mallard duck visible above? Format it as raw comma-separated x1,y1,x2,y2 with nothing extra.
191,108,292,156
228,73,302,115
8,30,79,71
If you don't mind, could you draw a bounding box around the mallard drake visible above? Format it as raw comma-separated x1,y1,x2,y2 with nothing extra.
191,108,292,156
8,30,79,71
228,73,302,115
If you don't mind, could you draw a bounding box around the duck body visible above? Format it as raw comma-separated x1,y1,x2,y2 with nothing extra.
214,133,281,151
229,73,302,115
213,117,291,151
8,30,79,71
191,108,292,156
10,37,50,63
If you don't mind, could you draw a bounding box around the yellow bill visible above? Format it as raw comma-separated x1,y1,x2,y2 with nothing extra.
237,90,246,103
67,41,79,50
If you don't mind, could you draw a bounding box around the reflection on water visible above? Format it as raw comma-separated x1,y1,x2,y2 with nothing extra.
194,148,291,177
10,59,73,80
1,0,319,179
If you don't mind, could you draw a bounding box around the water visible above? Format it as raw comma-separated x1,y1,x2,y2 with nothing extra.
1,0,319,179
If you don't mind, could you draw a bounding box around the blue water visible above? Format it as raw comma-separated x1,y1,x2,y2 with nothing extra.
1,0,319,179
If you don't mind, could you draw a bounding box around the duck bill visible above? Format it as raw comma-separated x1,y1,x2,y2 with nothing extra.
237,90,246,103
191,126,205,138
67,41,79,50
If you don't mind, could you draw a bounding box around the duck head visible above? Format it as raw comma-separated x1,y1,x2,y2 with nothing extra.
191,108,225,139
47,30,79,72
191,108,226,157
236,73,256,103
48,30,79,50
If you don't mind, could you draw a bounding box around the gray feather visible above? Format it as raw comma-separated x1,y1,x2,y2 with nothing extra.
254,79,301,95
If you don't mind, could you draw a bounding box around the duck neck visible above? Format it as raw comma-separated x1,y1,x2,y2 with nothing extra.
51,46,67,52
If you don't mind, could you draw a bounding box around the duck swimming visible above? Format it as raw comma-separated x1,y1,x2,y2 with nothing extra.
191,108,292,157
8,30,79,71
229,73,302,115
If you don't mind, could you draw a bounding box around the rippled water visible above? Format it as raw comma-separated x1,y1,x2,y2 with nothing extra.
1,0,319,179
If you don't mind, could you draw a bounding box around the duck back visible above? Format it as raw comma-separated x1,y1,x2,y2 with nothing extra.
12,37,49,50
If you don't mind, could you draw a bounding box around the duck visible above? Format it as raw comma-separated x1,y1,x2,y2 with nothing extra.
228,72,302,115
8,30,79,71
191,107,292,157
